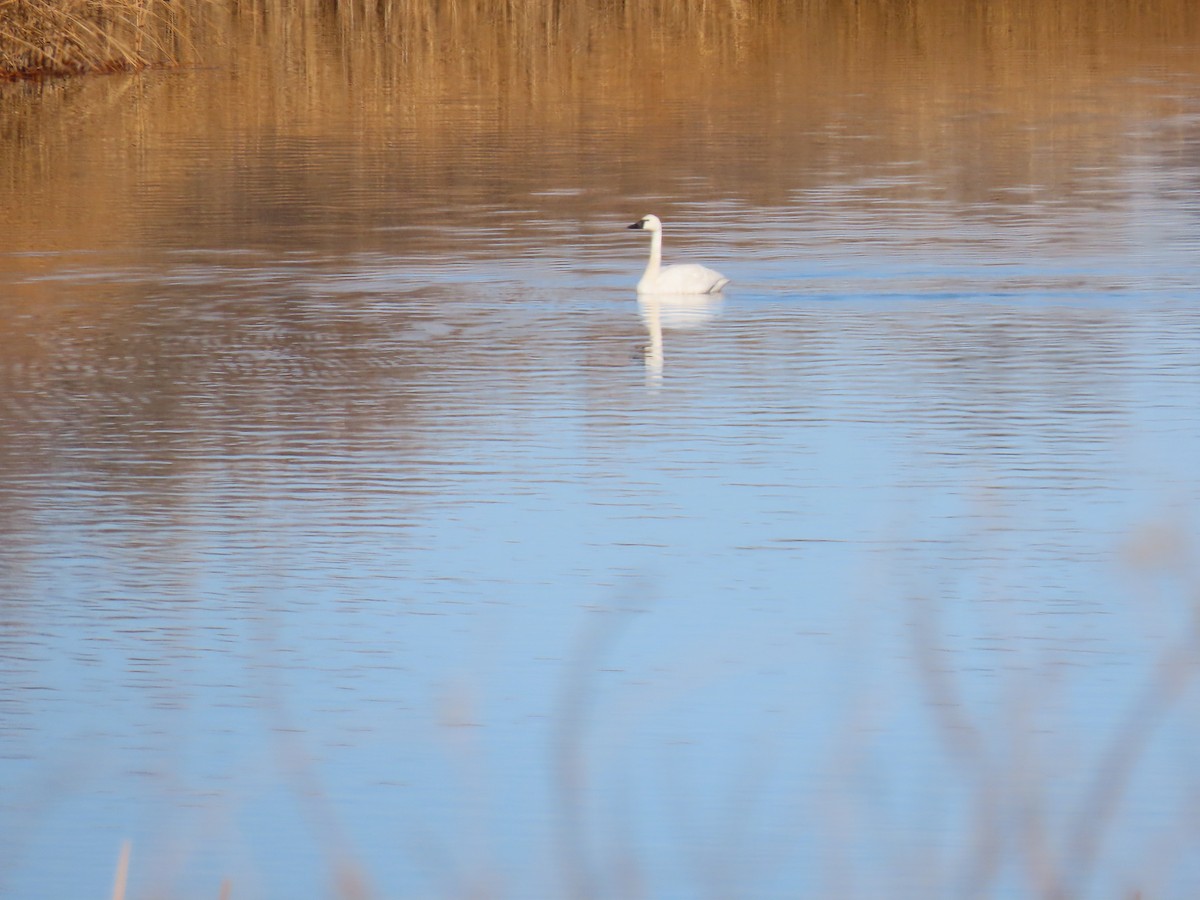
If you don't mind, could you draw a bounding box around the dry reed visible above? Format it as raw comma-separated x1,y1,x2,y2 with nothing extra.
110,840,130,900
0,0,199,78
107,840,235,900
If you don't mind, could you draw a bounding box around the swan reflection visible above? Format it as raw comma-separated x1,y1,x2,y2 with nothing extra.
638,292,723,378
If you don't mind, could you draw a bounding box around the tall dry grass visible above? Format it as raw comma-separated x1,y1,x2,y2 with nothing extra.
0,0,204,78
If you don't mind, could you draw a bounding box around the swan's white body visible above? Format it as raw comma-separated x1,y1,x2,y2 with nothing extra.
628,214,729,295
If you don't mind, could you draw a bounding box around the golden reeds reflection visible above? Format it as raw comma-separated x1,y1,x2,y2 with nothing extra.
0,0,1197,263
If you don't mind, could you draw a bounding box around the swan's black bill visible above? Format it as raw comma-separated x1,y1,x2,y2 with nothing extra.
628,220,646,230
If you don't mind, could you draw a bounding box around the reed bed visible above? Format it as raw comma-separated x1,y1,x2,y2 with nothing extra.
0,0,203,78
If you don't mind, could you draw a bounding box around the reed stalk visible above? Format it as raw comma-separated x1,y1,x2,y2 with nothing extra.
110,840,130,900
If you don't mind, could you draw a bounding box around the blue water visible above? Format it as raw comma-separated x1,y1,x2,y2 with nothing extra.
3,52,1200,900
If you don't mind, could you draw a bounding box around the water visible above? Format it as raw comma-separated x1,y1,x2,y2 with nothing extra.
3,8,1200,898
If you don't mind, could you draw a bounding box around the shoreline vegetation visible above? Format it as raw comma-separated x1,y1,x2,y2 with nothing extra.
2,0,1199,81
0,0,197,78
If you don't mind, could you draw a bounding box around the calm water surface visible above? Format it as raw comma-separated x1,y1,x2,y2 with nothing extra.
2,12,1200,899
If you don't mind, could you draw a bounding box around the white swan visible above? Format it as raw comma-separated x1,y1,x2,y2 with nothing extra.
627,214,729,295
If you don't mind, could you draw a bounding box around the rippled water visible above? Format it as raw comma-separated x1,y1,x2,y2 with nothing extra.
3,12,1200,899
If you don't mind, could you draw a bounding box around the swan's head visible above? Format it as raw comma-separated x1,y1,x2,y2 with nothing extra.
628,214,663,233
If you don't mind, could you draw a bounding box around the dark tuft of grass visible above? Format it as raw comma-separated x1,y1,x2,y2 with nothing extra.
0,0,198,79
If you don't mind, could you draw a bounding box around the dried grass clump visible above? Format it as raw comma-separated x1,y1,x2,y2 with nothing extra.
0,0,190,79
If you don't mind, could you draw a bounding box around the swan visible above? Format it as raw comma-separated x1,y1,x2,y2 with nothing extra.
627,214,729,295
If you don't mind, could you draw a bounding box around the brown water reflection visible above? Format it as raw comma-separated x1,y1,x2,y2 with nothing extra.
2,1,1199,262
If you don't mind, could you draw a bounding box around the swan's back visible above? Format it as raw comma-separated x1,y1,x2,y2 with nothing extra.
640,263,729,295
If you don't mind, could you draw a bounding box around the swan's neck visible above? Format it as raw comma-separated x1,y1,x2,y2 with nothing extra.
642,229,663,282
